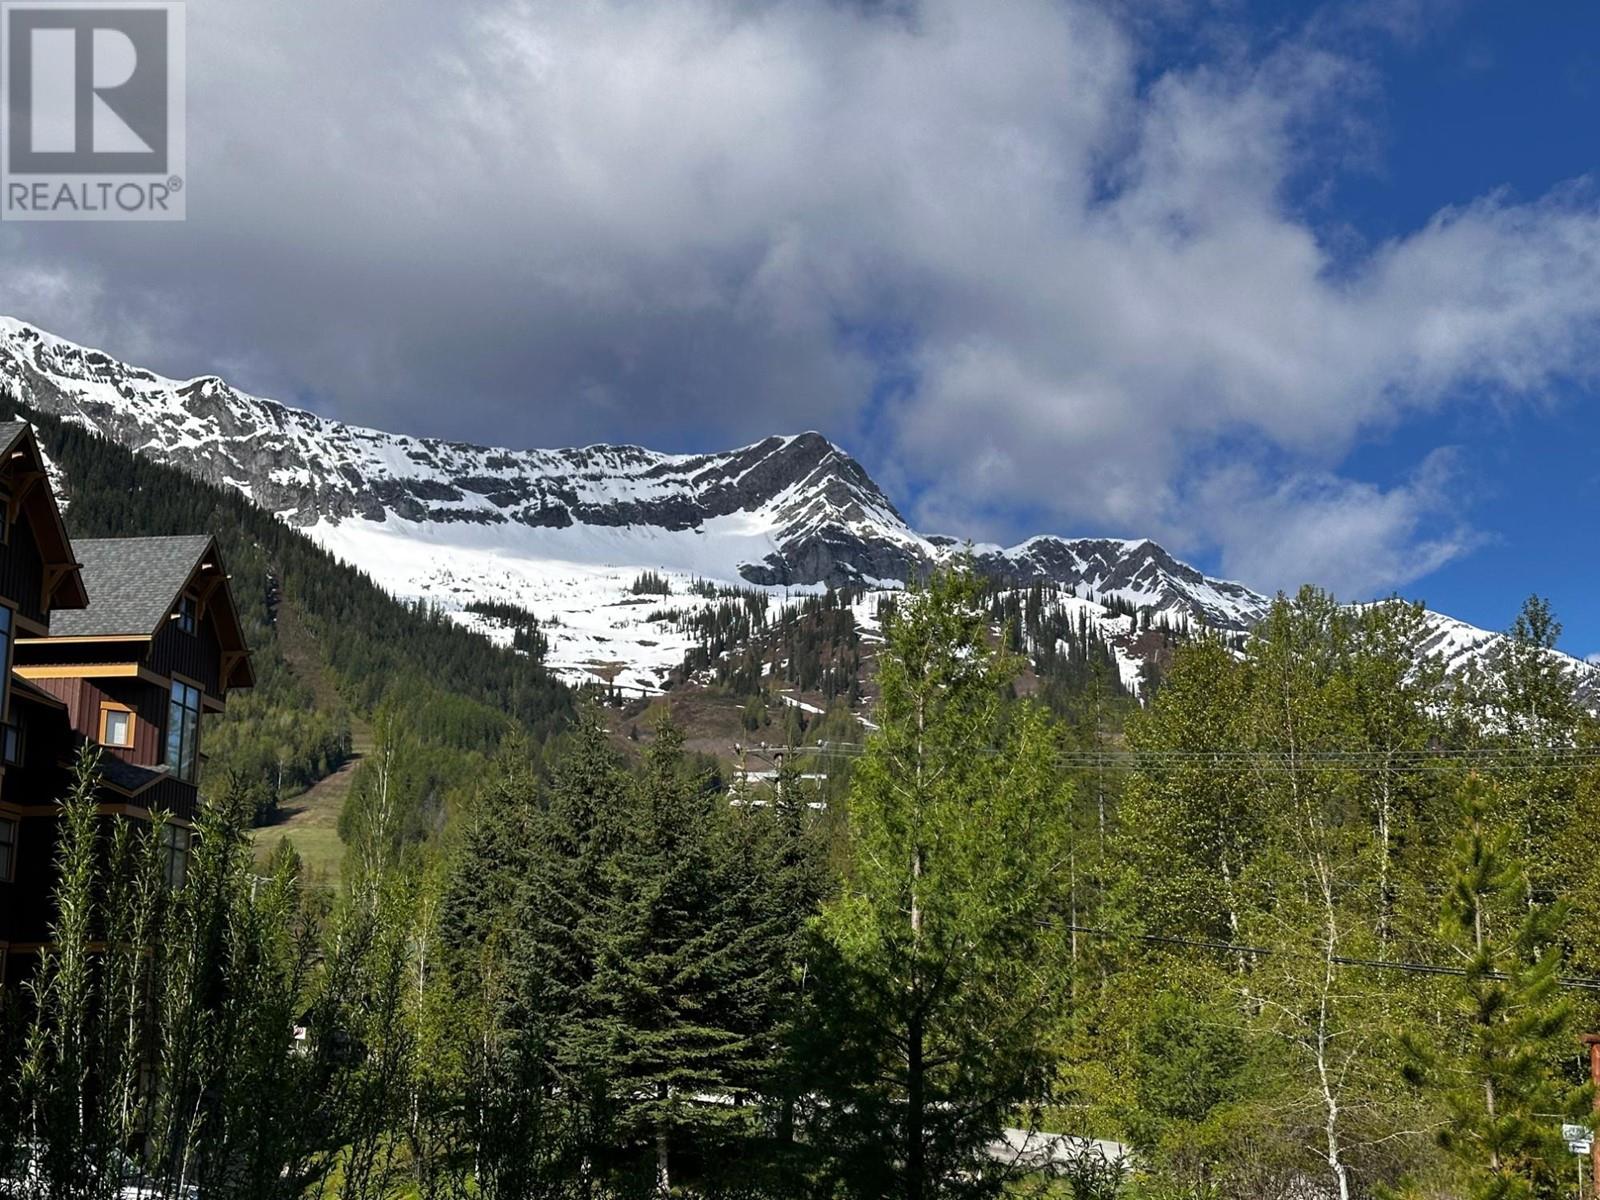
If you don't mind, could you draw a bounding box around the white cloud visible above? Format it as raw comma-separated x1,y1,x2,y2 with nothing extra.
1,0,1597,598
1175,449,1484,597
1587,653,1600,666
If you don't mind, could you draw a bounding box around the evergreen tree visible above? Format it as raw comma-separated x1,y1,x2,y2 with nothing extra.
1400,774,1589,1200
588,721,768,1193
724,755,835,1188
510,712,630,1192
806,565,1073,1199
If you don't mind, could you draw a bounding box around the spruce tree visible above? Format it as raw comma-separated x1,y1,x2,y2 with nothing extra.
588,720,764,1194
724,753,834,1187
516,711,631,1190
1400,774,1588,1200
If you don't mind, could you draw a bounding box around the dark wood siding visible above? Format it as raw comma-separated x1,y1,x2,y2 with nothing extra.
1,799,193,970
30,676,171,768
2,812,61,948
136,777,196,823
2,692,76,799
28,676,83,734
0,510,47,627
150,611,222,698
1,693,77,951
13,638,148,668
92,678,167,767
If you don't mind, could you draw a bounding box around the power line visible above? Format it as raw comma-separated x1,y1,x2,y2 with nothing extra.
1057,923,1600,992
780,740,1600,773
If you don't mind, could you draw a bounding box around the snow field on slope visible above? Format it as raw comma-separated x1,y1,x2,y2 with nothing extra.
309,514,1156,700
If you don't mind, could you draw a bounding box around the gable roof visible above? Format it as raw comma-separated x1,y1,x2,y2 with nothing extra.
0,422,87,610
50,535,216,638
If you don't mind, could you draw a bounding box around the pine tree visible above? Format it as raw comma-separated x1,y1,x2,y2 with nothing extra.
724,753,834,1187
514,711,630,1190
806,565,1073,1199
1400,774,1589,1200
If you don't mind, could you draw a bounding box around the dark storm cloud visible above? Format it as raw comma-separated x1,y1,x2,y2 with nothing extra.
5,0,1600,595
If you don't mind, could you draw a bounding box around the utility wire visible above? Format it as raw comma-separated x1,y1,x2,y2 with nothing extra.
1058,923,1600,992
777,741,1600,773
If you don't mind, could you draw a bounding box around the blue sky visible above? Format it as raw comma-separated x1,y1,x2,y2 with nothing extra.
0,0,1597,655
1274,2,1600,655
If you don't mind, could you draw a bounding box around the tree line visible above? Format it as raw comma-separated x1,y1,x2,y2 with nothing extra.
5,569,1600,1199
0,402,573,823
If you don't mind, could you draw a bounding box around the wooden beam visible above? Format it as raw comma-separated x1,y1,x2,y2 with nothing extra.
16,634,152,646
6,470,43,524
13,613,47,638
195,572,225,618
41,562,74,612
15,662,141,680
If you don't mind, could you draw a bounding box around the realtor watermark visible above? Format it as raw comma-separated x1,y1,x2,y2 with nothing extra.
0,0,184,220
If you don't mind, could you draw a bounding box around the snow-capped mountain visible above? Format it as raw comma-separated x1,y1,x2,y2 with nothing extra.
0,315,1592,701
0,318,1268,625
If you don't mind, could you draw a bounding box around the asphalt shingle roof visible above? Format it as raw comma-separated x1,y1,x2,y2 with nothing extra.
97,755,168,795
50,535,212,638
0,421,29,451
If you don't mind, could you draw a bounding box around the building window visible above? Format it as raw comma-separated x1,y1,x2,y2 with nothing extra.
176,594,197,635
164,681,202,783
99,704,134,749
0,604,12,724
159,824,189,889
1,722,21,766
0,817,16,882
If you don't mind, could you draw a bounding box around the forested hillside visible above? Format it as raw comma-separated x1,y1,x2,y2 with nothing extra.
7,565,1600,1198
1,401,573,826
4,404,1597,1199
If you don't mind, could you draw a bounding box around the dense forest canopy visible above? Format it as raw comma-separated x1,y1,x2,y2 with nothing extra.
0,403,574,822
3,420,1599,1200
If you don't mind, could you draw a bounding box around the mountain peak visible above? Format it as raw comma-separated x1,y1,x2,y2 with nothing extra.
0,320,1269,614
5,314,1593,708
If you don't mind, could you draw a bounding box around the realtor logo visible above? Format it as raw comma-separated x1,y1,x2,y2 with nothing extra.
0,1,184,219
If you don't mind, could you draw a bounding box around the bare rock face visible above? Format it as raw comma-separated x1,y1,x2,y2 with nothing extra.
2,315,1596,704
0,319,1278,626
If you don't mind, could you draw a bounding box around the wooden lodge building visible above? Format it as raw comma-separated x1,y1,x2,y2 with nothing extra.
0,420,254,988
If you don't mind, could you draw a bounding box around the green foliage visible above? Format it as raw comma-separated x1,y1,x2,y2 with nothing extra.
1078,589,1600,1200
420,708,834,1196
629,570,672,596
465,598,551,659
4,400,573,803
806,565,1075,1198
206,668,350,823
1398,775,1589,1200
10,565,1600,1200
15,749,114,1199
6,753,343,1200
